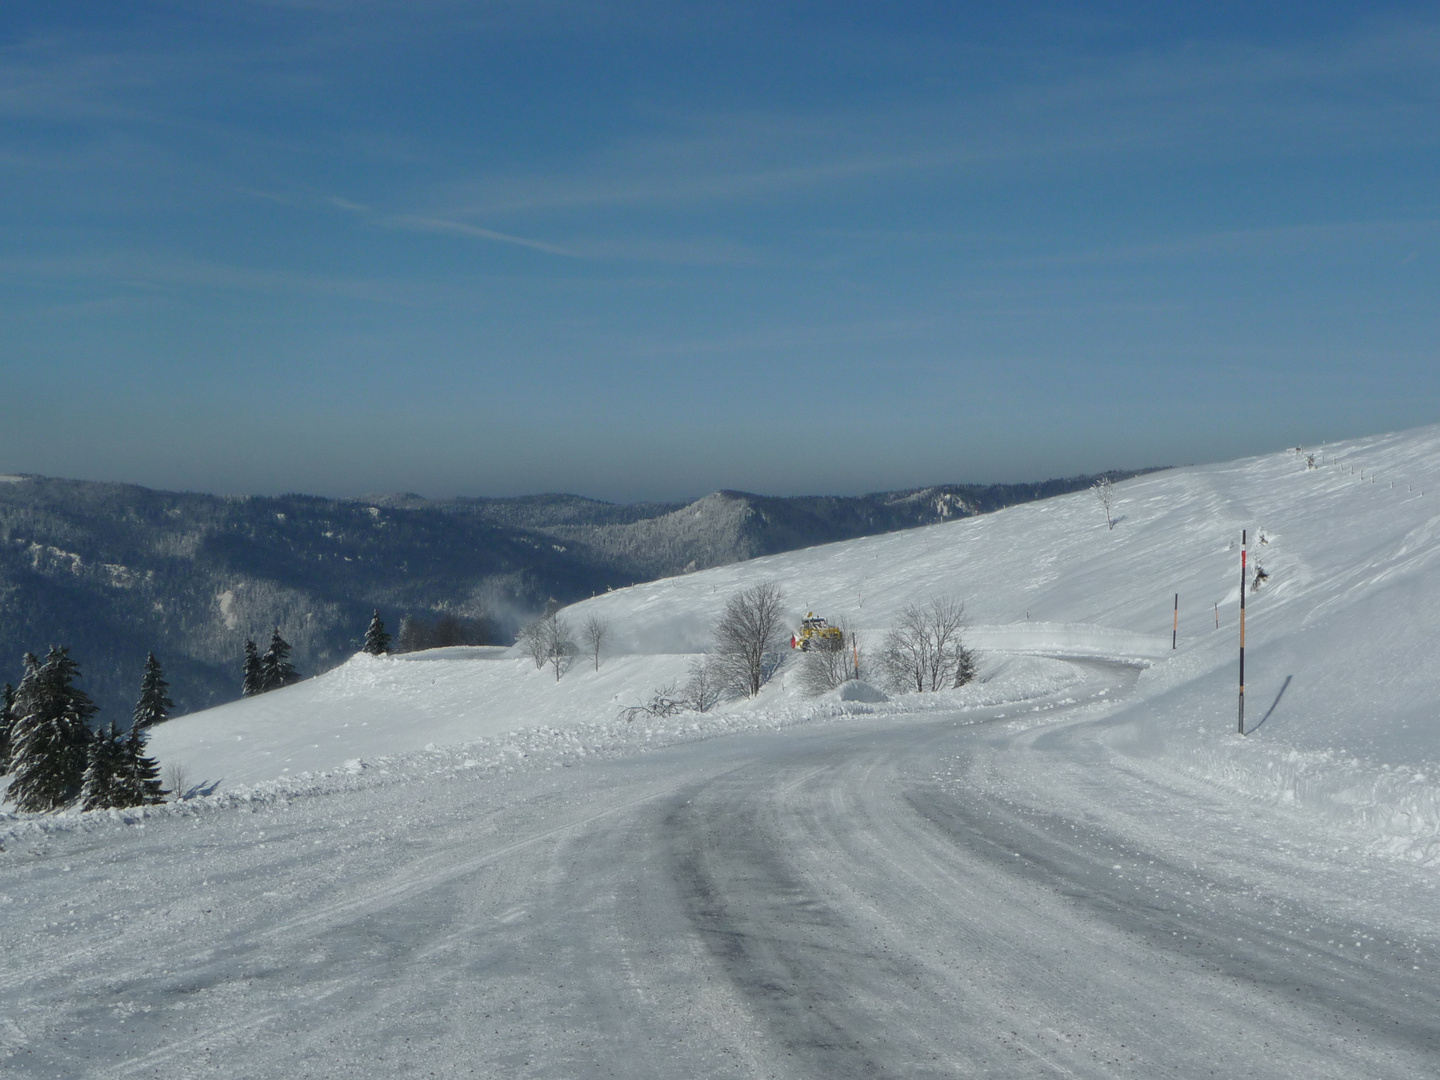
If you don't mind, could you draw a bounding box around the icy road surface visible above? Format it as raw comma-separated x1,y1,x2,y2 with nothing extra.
4,661,1438,1078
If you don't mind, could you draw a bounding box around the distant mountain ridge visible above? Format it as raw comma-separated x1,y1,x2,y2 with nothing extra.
370,477,1161,579
0,469,1158,721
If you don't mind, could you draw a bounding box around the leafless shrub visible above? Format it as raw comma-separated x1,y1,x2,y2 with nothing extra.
619,682,688,722
1092,476,1116,530
713,582,787,698
877,597,977,694
683,657,722,713
163,761,189,801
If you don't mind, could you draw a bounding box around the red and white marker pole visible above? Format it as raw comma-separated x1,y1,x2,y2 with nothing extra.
1239,530,1247,735
1172,593,1178,650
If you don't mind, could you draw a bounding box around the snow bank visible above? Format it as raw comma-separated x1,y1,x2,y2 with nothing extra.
967,622,1170,661
5,652,1086,849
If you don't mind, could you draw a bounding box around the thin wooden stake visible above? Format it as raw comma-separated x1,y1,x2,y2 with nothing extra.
1239,530,1247,735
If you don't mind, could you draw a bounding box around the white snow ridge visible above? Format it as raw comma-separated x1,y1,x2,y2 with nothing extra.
6,424,1440,1077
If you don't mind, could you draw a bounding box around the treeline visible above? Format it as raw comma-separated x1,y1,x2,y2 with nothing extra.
394,612,494,652
1,649,171,812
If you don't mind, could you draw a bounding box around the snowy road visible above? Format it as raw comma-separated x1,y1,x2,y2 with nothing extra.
5,660,1439,1078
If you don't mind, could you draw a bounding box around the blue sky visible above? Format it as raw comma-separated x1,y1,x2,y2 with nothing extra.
3,2,1438,501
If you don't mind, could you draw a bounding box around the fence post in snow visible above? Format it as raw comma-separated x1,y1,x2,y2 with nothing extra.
1239,530,1247,736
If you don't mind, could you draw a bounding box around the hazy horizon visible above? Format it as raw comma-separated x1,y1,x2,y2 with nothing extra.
0,458,1175,506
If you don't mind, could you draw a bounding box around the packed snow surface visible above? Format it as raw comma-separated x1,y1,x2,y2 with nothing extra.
5,425,1440,1076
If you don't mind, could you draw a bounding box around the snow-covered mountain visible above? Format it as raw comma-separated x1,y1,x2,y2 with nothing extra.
141,422,1440,859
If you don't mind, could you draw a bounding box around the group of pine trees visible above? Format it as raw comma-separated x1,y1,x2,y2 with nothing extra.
241,628,302,697
0,648,170,813
240,613,389,695
392,611,489,652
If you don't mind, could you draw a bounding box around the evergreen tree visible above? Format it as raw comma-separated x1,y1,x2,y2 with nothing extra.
242,639,263,697
0,680,15,776
396,615,427,653
132,652,174,730
362,610,391,656
7,647,97,812
81,721,128,811
121,722,166,805
259,628,299,692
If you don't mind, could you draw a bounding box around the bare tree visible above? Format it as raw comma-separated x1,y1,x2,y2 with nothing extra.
542,615,575,681
581,615,610,672
796,619,859,696
517,617,549,669
713,582,788,698
877,597,976,693
163,761,189,801
683,656,722,713
1092,476,1116,530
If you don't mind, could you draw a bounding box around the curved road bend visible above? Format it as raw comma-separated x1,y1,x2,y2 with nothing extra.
5,659,1438,1078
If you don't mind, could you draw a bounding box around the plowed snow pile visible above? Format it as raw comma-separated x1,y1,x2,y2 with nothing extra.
106,424,1440,860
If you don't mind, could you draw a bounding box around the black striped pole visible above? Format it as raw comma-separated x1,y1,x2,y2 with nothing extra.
1239,530,1247,735
1172,593,1178,649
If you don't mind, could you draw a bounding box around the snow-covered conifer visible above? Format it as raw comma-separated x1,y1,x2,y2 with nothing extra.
362,610,391,655
242,639,263,697
122,722,166,805
81,721,128,811
7,647,97,812
132,652,173,730
0,680,15,775
259,629,299,692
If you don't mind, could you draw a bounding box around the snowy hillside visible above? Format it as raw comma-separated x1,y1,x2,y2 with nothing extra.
135,423,1440,859
10,426,1440,1079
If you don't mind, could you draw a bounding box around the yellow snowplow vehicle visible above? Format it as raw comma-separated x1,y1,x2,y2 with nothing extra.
791,613,844,652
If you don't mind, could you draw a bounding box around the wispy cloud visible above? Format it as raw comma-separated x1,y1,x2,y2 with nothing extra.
325,195,768,266
324,196,580,257
393,214,581,257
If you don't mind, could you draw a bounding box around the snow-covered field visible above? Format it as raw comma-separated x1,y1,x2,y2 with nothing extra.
6,424,1440,1076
